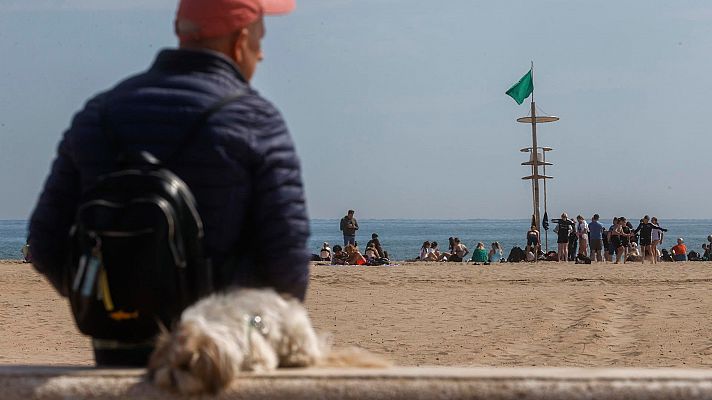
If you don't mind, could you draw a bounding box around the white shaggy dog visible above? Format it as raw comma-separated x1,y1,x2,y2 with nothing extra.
148,288,387,394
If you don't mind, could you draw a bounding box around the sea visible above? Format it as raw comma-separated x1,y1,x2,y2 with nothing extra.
2,219,711,261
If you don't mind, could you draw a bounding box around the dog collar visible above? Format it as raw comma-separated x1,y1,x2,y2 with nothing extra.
244,314,269,364
245,314,269,336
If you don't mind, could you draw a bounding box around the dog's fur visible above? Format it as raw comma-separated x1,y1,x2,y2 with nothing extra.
148,288,388,394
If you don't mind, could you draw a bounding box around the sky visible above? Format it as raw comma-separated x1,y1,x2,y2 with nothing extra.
2,0,712,220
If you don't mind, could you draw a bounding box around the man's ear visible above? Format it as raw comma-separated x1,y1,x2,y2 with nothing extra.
232,27,250,63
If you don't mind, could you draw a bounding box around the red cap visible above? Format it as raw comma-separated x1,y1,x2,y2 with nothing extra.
175,0,295,42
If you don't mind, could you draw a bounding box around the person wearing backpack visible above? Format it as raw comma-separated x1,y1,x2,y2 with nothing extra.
28,0,308,367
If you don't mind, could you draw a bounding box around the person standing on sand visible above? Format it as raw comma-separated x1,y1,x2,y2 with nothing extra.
576,215,589,258
607,217,618,262
620,217,632,260
526,225,540,255
340,209,359,246
588,214,605,262
610,217,632,264
555,213,574,262
27,0,307,366
601,225,611,262
650,217,666,264
634,215,666,264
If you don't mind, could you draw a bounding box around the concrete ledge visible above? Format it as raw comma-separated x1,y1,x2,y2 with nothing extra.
3,366,712,399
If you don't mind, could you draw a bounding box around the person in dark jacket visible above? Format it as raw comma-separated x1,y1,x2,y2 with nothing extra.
27,0,306,366
339,209,359,246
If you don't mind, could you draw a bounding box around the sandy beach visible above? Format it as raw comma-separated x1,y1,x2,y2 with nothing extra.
2,259,712,367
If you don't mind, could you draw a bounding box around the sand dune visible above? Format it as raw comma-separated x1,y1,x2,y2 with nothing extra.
2,260,712,367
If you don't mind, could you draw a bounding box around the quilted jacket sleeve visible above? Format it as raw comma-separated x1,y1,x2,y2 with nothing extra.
241,102,310,301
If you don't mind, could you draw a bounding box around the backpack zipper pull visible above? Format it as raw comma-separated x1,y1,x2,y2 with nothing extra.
98,264,115,312
80,237,102,299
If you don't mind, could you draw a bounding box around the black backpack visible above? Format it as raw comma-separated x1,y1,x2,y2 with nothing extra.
66,93,242,341
575,254,592,264
688,251,701,261
660,248,673,262
507,246,525,263
545,251,558,261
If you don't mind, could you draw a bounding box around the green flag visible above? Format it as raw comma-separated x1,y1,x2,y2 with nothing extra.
505,69,533,105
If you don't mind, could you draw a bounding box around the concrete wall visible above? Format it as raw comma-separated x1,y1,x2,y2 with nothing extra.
3,366,712,399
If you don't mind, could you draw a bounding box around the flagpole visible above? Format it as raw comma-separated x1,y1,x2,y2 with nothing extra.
530,61,541,235
510,62,558,257
543,151,549,252
530,61,535,103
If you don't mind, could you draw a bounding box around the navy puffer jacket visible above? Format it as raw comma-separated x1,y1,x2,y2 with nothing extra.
28,49,310,300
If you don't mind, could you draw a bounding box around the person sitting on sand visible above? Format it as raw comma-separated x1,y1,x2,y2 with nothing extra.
320,242,332,261
471,242,489,265
364,242,379,260
438,237,456,261
21,243,31,263
366,233,387,259
431,241,446,261
345,244,367,265
449,238,469,262
419,241,438,261
671,238,687,262
331,245,348,265
626,242,643,262
488,242,504,263
525,248,536,262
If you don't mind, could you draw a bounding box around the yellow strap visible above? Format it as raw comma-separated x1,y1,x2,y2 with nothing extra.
98,268,115,311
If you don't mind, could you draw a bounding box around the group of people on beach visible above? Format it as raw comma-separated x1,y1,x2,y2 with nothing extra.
418,237,470,262
320,209,711,266
317,232,391,266
525,213,704,264
418,238,506,264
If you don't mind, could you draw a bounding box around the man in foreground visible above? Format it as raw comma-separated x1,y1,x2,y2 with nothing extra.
28,0,308,366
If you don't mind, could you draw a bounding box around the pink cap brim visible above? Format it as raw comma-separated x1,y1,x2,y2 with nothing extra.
261,0,295,15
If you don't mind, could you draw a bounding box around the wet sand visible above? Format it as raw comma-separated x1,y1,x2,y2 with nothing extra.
2,260,712,367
